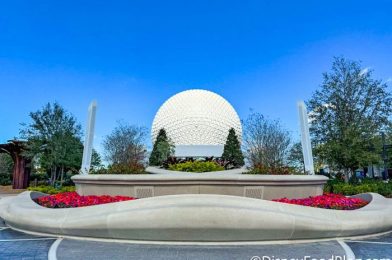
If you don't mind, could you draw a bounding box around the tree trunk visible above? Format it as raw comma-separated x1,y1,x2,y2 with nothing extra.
343,169,350,183
11,156,31,189
51,167,57,186
60,166,64,185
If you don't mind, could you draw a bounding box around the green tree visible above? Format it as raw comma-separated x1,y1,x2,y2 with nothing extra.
221,128,244,168
91,149,103,170
307,57,392,179
0,154,13,185
287,142,305,173
149,128,174,166
243,112,292,168
20,102,83,185
103,122,147,167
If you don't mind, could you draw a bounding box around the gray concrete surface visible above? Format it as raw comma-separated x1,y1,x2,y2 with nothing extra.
0,217,55,259
56,240,346,260
346,232,392,259
0,223,391,260
0,239,54,260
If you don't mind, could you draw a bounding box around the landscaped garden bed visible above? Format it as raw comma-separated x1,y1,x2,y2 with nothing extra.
272,193,369,210
167,161,225,172
28,185,76,194
35,192,136,208
244,164,303,175
35,191,368,210
324,178,392,198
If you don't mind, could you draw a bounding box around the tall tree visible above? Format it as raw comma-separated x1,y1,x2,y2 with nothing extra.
103,122,147,166
221,128,244,168
90,149,103,170
307,57,392,178
20,102,83,185
243,112,291,168
149,128,174,166
0,154,13,185
287,142,305,173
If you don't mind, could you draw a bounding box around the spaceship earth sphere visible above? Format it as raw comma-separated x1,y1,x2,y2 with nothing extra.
151,89,242,146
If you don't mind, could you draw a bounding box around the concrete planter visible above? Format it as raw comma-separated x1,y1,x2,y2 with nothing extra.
72,168,329,200
0,192,391,242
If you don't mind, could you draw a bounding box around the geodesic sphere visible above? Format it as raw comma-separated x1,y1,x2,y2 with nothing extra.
151,89,242,145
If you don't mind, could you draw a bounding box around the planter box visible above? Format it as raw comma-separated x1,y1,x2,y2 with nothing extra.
72,167,328,200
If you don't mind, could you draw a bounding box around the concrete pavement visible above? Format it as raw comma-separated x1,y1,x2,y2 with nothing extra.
0,217,391,260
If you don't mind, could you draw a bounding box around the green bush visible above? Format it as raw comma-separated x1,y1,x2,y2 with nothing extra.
323,178,344,193
0,154,13,185
168,161,224,172
90,163,147,174
245,164,302,175
0,173,12,186
325,179,392,198
28,185,76,194
29,172,50,186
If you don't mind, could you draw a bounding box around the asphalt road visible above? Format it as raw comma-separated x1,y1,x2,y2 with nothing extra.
0,216,391,260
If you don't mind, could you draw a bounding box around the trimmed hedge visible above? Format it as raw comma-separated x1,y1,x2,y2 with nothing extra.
245,164,302,175
28,185,76,194
324,179,392,198
90,163,147,174
168,161,224,172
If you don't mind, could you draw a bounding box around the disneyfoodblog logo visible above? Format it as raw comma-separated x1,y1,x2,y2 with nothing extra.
250,256,390,260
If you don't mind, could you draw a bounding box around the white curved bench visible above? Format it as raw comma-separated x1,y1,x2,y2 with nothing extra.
0,191,391,242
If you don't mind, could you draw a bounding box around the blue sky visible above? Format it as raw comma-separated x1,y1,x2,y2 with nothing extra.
1,1,391,154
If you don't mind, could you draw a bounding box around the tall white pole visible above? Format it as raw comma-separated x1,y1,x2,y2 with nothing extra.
81,101,97,175
297,101,315,175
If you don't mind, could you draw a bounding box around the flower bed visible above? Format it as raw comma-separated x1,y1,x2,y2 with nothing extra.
35,192,368,210
35,192,136,208
272,193,368,210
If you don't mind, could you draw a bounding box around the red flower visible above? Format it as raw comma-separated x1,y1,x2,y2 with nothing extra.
36,192,368,211
272,193,368,210
35,192,137,208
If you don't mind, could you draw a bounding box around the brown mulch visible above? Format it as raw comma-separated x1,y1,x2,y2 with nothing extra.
0,186,26,194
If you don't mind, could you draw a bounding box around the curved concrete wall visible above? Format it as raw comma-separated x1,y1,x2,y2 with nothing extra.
72,169,328,200
0,192,391,242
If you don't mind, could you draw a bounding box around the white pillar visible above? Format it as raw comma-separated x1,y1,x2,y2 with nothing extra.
81,101,97,175
297,101,315,175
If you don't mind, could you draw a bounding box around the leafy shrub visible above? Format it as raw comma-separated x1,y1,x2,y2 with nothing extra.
323,178,344,193
163,157,228,169
90,163,146,174
30,172,49,181
29,172,50,186
168,161,224,172
0,173,12,186
28,185,76,194
0,154,13,186
246,164,301,175
324,178,392,198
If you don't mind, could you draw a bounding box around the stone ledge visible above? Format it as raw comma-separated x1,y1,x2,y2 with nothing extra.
72,171,329,185
71,171,329,199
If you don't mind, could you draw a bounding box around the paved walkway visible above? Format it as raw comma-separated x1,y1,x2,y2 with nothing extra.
0,217,391,260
